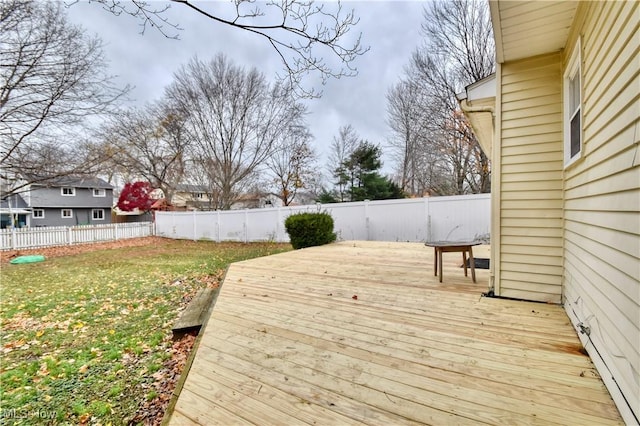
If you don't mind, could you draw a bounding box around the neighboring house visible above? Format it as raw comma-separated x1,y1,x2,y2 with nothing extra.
169,185,315,211
287,190,318,206
172,184,214,211
458,2,638,423
24,176,114,227
230,192,280,210
0,194,30,228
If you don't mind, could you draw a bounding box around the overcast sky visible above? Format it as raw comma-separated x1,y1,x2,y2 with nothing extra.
66,1,428,176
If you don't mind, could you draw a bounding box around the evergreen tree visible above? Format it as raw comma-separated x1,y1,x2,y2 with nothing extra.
335,141,404,202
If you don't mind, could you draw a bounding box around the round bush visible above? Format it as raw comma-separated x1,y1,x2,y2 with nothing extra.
284,212,336,250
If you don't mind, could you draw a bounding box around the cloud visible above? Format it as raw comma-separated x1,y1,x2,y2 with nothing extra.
67,0,426,176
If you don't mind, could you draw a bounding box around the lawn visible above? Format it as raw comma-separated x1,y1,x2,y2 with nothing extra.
0,238,291,425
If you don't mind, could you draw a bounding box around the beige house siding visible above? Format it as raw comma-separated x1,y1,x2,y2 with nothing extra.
561,1,640,420
498,53,564,302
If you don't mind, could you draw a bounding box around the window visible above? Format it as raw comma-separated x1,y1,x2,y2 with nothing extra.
195,193,204,199
61,187,76,196
61,209,73,218
92,209,105,220
33,209,45,219
93,188,106,197
564,38,582,166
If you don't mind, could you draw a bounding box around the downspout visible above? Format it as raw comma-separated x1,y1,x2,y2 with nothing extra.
457,97,495,295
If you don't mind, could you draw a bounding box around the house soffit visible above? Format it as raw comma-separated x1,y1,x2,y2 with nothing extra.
490,1,578,63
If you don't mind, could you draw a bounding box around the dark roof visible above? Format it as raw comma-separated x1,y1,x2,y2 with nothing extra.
27,175,113,189
175,184,208,193
0,194,28,209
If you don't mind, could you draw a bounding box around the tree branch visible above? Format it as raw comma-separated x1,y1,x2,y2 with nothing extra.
77,0,369,98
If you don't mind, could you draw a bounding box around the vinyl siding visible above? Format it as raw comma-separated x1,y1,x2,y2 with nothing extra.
26,185,113,227
29,186,113,209
498,53,564,303
562,1,640,420
32,208,112,227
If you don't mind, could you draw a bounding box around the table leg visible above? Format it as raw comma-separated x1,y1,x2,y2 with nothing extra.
469,246,476,283
462,251,468,277
438,248,443,283
433,247,437,276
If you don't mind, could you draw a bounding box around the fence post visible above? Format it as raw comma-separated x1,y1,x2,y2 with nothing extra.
67,226,72,245
216,211,221,243
244,210,249,243
424,197,431,242
11,228,16,250
277,207,282,242
193,210,197,241
364,199,370,241
114,223,118,241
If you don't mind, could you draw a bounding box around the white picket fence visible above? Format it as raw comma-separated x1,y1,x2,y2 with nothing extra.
155,194,491,244
0,222,154,251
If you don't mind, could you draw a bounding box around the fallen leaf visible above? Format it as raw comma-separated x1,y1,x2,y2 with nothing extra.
352,295,358,300
38,362,49,376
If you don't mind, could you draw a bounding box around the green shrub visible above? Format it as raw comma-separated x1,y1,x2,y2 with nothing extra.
284,212,336,250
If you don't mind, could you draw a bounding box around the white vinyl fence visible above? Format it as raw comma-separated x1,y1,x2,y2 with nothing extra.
1,222,154,251
155,194,490,244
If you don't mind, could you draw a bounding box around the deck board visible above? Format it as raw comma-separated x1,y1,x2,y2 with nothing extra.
168,241,622,425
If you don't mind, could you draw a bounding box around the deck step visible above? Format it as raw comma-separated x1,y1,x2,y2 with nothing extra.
172,288,217,334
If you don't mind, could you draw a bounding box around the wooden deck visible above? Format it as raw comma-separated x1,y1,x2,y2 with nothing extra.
167,241,622,425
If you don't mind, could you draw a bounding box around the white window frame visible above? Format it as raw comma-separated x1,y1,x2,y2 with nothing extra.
564,37,582,167
61,209,73,218
93,188,106,197
92,209,105,221
33,209,45,219
61,187,76,196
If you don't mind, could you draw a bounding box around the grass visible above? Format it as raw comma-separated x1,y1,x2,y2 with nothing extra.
0,239,291,425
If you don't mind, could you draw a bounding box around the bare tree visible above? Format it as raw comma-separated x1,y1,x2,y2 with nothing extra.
421,0,494,85
0,0,127,197
387,79,455,196
327,124,359,201
77,0,369,98
386,0,493,195
265,126,317,206
386,79,431,195
165,54,305,210
99,103,189,203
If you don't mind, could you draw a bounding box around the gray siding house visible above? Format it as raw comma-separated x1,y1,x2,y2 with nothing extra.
25,176,114,227
0,194,30,228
